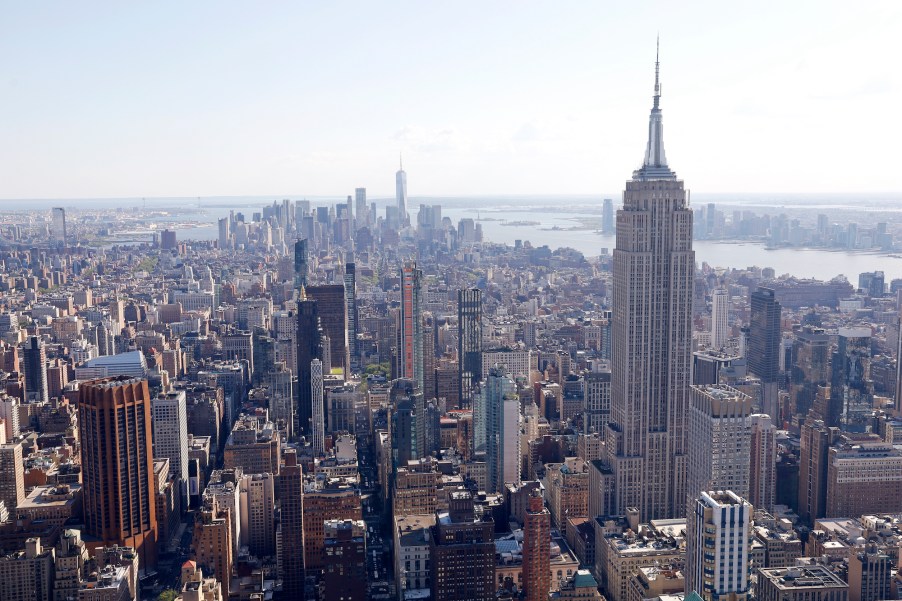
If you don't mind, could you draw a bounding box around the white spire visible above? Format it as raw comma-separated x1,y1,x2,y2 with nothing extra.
636,36,676,181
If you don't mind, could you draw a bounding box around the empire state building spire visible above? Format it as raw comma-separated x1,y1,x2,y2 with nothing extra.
635,37,676,181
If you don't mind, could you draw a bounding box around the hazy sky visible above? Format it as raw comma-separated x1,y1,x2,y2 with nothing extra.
1,2,900,199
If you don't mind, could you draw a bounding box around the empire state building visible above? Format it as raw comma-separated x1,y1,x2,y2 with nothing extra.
602,44,694,520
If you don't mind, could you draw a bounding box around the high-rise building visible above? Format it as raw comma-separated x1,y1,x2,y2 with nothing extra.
239,473,275,557
311,358,325,454
798,419,837,525
322,519,367,601
267,363,294,440
0,538,55,601
391,378,426,466
78,377,157,569
0,394,20,441
710,288,730,349
294,238,308,289
221,331,254,379
429,490,495,601
791,326,830,418
344,263,358,368
152,390,189,498
161,229,177,250
23,335,49,403
458,288,482,409
748,287,782,419
52,207,67,246
218,217,231,250
302,485,362,573
829,327,873,431
687,385,752,503
279,450,305,599
583,369,612,435
522,490,551,601
307,285,349,377
354,187,368,227
296,292,323,437
396,156,408,226
749,414,777,512
686,490,753,601
399,262,424,391
601,45,694,521
481,366,521,494
602,198,615,234
0,441,25,514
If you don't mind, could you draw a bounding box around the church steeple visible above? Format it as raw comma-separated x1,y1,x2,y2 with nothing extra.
635,37,676,181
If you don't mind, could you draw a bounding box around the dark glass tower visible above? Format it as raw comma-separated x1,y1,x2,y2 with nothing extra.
23,335,49,403
457,288,482,409
296,293,323,437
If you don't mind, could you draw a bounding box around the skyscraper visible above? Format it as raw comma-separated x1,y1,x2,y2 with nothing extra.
51,207,67,246
279,449,305,599
78,377,157,569
322,519,367,601
297,292,323,437
829,327,873,431
311,358,325,454
601,198,614,234
602,43,694,521
748,286,782,419
481,366,521,494
151,390,189,497
396,156,408,226
710,288,729,349
686,491,752,600
749,413,777,512
399,261,424,391
522,490,551,601
306,285,349,377
686,385,752,503
429,490,495,601
457,288,482,409
218,217,231,250
344,262,358,369
23,336,49,403
294,238,308,289
354,187,368,228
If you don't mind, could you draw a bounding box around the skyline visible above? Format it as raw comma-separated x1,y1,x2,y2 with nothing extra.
0,2,899,199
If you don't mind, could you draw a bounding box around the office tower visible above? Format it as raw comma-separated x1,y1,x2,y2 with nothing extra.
161,229,177,250
522,490,551,601
748,286,782,419
222,331,254,378
294,238,308,289
391,378,426,465
354,187,368,227
0,441,25,513
482,366,521,493
791,326,830,418
458,288,482,409
23,335,49,403
239,473,275,557
602,198,614,234
710,288,729,349
798,418,837,525
267,363,294,440
218,217,231,250
829,327,873,431
311,358,325,454
296,292,323,437
78,377,157,569
302,486,362,573
0,394,20,440
848,547,892,601
396,156,408,226
583,369,612,434
858,271,885,297
52,207,67,245
429,490,495,601
749,414,777,512
687,385,752,503
193,503,233,595
602,45,694,520
223,416,281,476
344,262,358,368
151,390,189,495
280,450,305,599
322,519,367,601
825,436,902,517
307,284,349,377
686,491,752,601
400,261,424,390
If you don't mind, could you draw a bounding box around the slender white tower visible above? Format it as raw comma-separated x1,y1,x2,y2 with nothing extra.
396,154,408,226
711,288,730,349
